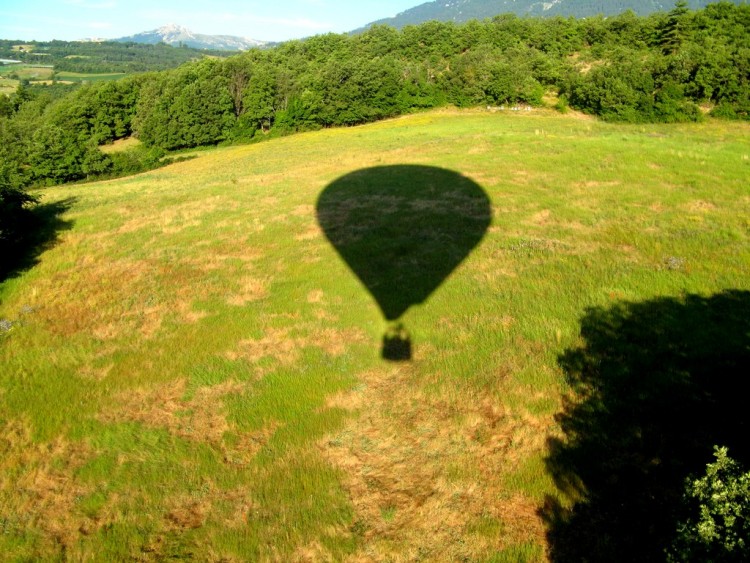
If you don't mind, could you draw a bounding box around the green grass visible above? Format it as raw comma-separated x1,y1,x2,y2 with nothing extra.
54,71,128,83
1,108,748,560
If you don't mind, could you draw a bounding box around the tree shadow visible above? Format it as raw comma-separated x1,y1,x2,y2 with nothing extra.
1,197,75,286
541,290,750,561
316,165,491,361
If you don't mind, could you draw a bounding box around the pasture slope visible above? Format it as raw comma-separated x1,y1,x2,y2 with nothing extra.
1,108,749,561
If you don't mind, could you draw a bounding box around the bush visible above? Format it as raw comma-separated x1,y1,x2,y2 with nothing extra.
108,145,165,177
0,184,37,256
668,446,750,562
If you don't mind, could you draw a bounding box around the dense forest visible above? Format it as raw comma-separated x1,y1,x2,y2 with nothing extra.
1,1,749,255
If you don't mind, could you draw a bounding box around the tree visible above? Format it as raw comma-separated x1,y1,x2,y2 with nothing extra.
0,118,37,252
224,57,251,118
240,64,277,133
661,1,691,54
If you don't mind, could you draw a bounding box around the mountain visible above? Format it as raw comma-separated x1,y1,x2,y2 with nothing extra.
363,0,744,29
114,24,266,51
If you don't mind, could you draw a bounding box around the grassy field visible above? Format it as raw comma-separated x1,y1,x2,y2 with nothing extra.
54,71,128,83
1,109,749,561
0,64,54,93
0,64,127,92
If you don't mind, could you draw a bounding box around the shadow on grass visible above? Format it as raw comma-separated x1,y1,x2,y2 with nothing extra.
0,197,75,285
542,290,750,562
316,165,491,361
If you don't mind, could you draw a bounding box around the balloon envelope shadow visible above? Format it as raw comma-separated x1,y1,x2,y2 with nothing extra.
316,165,491,361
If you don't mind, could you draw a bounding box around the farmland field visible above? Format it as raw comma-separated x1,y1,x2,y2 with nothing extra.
1,109,749,560
0,64,54,80
0,64,128,92
53,70,128,83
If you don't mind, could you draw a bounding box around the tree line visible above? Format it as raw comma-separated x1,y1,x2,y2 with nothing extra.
0,39,231,74
2,2,749,255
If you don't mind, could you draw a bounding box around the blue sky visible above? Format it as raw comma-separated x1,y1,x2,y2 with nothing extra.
0,0,422,42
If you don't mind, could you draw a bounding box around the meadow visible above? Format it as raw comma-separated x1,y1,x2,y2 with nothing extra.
0,63,128,94
1,108,748,560
0,64,54,94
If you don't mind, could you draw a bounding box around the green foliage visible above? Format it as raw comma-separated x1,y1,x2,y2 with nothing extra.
660,1,691,54
133,60,234,150
0,184,37,250
669,447,750,562
113,145,165,173
0,114,38,256
1,2,749,189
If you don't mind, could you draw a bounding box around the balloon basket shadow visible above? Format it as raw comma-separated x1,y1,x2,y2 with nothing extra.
381,324,412,362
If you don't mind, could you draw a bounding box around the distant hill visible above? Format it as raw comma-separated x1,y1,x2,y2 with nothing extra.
114,24,267,51
363,0,745,29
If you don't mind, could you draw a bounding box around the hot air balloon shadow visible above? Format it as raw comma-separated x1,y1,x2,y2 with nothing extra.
316,165,491,361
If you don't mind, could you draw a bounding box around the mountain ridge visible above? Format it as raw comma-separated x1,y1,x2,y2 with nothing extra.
362,0,745,30
113,24,267,51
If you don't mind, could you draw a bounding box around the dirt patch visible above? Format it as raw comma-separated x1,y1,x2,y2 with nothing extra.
319,367,550,560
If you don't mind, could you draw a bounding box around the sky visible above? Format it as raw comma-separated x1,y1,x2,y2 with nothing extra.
0,0,423,43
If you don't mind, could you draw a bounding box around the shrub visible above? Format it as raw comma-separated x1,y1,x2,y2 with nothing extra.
668,446,750,562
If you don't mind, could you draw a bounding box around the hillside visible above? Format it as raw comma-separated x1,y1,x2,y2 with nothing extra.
1,109,749,560
364,0,745,28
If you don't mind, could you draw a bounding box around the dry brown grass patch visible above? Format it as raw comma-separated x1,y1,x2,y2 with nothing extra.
295,225,323,242
574,180,621,189
0,421,93,550
102,378,246,444
320,366,549,560
28,256,213,341
529,209,552,225
228,325,366,368
166,499,209,531
684,199,717,212
226,276,270,306
117,196,229,234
